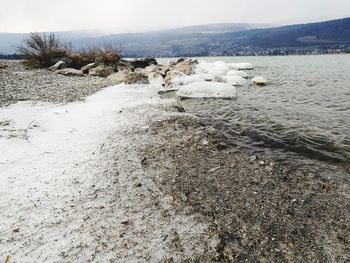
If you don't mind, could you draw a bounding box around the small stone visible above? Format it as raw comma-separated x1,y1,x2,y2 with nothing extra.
208,167,220,173
250,155,257,162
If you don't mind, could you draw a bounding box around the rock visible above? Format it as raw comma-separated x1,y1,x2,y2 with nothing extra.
89,65,114,77
177,82,238,99
130,58,157,69
252,76,267,86
138,64,158,76
141,65,170,77
49,61,67,71
81,63,99,74
157,65,171,77
176,58,185,64
165,69,186,87
166,60,176,67
0,64,8,70
108,71,149,84
125,72,149,84
107,71,128,83
55,68,83,77
49,57,73,65
116,59,134,72
148,72,165,85
175,61,194,75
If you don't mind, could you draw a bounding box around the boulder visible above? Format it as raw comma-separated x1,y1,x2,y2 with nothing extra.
157,65,171,77
125,72,149,84
137,65,157,75
165,69,186,87
175,61,194,75
107,71,128,83
166,60,176,67
89,65,114,77
116,59,134,72
177,82,238,99
252,76,267,86
148,72,165,85
130,58,157,69
49,57,72,65
81,62,99,74
55,68,83,77
176,58,185,64
140,65,170,77
49,61,67,71
108,71,149,84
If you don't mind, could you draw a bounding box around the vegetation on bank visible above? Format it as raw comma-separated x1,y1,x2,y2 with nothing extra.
16,32,121,68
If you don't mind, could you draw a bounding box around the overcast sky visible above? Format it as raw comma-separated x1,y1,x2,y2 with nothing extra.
0,0,349,33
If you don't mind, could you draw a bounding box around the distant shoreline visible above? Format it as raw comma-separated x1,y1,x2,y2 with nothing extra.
1,52,349,61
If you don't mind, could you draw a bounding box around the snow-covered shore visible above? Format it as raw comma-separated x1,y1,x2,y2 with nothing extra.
0,84,218,261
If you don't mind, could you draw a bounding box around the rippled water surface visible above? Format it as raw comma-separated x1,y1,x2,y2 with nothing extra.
161,55,350,164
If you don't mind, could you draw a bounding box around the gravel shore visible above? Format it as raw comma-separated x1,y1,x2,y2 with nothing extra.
0,60,114,107
141,115,350,262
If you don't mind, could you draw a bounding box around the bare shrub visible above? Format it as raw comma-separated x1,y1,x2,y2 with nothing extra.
17,32,68,68
18,33,121,69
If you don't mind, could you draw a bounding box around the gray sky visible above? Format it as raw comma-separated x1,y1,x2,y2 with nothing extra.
0,0,349,33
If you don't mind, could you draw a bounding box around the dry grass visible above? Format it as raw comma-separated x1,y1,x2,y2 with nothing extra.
79,43,121,64
18,33,121,69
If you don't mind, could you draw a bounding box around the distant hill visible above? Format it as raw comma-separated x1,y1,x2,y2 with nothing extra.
1,18,349,57
219,17,350,48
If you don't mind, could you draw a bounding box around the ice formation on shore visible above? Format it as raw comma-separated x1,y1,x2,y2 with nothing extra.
177,82,238,99
168,60,253,98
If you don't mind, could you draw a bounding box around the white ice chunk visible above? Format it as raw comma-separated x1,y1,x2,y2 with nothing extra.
228,63,254,70
194,61,230,75
222,76,247,86
177,82,238,99
252,76,267,86
171,74,209,86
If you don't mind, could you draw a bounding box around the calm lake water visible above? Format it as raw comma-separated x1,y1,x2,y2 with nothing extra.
159,55,350,164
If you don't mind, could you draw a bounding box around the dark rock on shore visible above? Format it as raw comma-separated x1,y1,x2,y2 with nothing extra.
115,59,134,72
130,58,158,69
